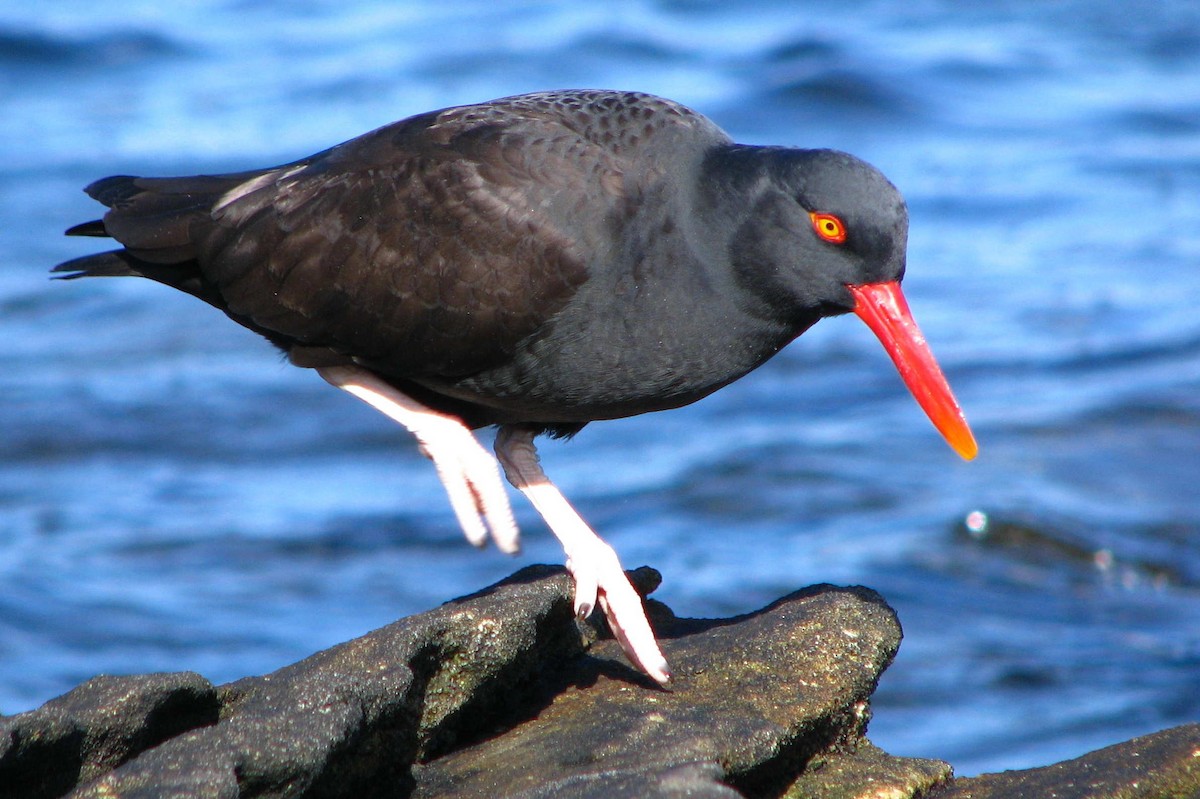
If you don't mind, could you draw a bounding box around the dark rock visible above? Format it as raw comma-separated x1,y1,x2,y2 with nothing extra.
63,563,584,798
410,583,904,798
930,723,1200,799
781,739,951,798
2,565,1193,799
0,672,218,799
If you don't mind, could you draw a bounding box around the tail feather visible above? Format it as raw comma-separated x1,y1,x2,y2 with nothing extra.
68,170,268,255
55,171,260,279
52,251,142,279
94,183,211,253
52,248,293,351
54,167,299,354
83,173,254,208
52,250,202,286
53,171,242,284
83,174,144,208
65,220,108,237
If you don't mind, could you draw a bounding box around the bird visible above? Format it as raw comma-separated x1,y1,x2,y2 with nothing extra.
55,89,977,685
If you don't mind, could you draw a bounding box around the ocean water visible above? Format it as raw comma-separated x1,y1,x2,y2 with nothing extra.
2,0,1198,778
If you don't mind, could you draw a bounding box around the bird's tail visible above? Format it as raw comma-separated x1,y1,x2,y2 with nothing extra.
51,172,294,354
52,172,265,291
55,172,260,274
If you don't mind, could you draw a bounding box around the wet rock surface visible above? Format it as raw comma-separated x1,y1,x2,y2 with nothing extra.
411,581,902,798
929,723,1200,799
0,672,220,799
1,565,1194,798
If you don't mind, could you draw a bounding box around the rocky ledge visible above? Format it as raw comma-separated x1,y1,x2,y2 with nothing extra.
1,565,1197,798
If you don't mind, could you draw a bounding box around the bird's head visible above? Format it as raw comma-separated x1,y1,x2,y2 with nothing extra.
723,147,977,461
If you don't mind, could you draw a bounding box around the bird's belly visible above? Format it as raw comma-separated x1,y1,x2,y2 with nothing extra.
416,371,724,425
413,323,780,425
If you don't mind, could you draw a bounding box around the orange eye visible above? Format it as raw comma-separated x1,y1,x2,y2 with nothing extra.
810,212,847,244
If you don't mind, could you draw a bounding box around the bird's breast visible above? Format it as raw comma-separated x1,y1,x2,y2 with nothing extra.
416,273,795,424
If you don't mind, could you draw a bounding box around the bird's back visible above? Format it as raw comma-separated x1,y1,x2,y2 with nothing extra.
58,91,733,407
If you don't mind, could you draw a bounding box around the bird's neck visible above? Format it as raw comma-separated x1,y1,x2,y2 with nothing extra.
693,145,825,333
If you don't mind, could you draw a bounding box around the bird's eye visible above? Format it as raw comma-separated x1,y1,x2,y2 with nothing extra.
809,212,847,245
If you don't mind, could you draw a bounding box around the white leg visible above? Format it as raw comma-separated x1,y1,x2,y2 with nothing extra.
494,426,671,685
317,365,520,554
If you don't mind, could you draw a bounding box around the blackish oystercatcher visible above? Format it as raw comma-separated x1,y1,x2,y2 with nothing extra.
55,90,977,684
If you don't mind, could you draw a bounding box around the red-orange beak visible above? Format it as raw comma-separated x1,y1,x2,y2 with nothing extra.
848,281,978,461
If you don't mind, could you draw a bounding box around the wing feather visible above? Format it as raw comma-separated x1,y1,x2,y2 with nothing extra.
196,114,625,376
66,91,731,384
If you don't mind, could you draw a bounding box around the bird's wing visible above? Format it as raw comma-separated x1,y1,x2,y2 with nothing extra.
123,91,712,378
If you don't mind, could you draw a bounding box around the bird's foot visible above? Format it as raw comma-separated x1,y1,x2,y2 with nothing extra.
316,365,520,553
589,558,673,685
495,426,671,685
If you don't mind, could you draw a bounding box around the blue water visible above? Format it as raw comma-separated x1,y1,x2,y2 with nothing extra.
2,0,1198,778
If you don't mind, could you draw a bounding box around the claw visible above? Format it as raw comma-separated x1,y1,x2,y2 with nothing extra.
599,591,672,685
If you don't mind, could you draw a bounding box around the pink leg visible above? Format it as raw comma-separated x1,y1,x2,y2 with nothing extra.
494,425,671,685
316,365,520,554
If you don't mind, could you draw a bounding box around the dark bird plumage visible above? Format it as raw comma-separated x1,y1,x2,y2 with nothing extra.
57,90,975,682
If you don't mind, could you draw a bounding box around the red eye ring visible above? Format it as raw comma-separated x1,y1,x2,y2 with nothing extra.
810,212,847,244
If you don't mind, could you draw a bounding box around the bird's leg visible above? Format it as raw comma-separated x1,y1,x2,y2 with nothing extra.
316,365,520,554
494,425,671,685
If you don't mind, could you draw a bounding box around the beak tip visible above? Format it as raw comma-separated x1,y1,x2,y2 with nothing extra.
951,434,979,462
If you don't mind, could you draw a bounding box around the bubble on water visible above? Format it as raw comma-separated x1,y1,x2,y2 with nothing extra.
965,510,988,537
